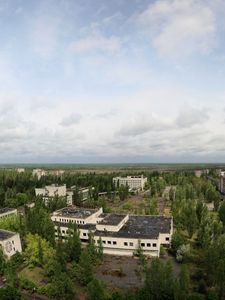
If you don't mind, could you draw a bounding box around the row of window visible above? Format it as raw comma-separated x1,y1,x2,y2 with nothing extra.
94,240,157,248
56,218,85,224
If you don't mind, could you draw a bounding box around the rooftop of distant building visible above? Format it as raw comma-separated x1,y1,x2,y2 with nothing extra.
98,214,126,226
95,215,172,239
53,206,99,219
0,229,16,241
0,207,16,214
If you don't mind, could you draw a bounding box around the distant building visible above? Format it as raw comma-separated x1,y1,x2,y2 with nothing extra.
0,229,22,258
69,186,94,202
194,169,209,177
0,208,17,219
113,175,147,191
219,176,225,194
51,206,173,257
35,184,72,205
48,170,65,176
32,169,47,180
16,168,25,173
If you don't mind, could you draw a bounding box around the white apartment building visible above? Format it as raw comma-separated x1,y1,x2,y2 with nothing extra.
32,169,47,180
16,168,25,173
68,186,94,202
0,208,17,219
0,229,22,258
35,184,72,205
113,175,147,191
219,176,225,194
48,170,65,176
51,206,173,257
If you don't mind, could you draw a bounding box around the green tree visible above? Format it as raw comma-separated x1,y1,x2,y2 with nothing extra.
218,201,225,226
87,279,105,300
24,233,55,267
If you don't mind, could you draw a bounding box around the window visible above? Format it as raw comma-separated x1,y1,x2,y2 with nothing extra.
141,243,145,247
153,243,157,247
102,240,106,244
108,241,111,244
83,233,87,236
113,241,117,245
147,243,151,247
166,237,170,241
129,242,133,246
124,242,128,246
62,230,65,234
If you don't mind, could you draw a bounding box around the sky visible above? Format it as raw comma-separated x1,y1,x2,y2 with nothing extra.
1,0,225,163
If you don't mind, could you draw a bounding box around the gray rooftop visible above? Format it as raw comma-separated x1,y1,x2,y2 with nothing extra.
54,206,98,219
0,229,16,241
0,207,16,214
98,214,126,226
95,215,172,239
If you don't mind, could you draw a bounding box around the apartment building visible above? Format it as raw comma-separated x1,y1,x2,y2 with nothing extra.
51,206,173,257
0,208,17,219
35,184,72,205
16,168,25,173
68,186,94,202
194,169,209,177
219,176,225,194
32,169,47,180
0,229,22,258
113,175,147,191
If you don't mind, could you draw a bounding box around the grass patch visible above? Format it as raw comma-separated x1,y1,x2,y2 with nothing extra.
19,266,45,287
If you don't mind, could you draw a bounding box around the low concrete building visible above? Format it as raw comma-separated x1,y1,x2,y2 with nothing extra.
0,229,22,258
0,208,17,219
51,206,173,257
113,175,147,191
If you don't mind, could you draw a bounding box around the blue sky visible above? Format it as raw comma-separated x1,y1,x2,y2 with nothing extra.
1,0,225,163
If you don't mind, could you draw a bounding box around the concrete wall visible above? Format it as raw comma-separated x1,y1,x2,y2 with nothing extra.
0,233,22,258
94,236,160,257
0,209,17,219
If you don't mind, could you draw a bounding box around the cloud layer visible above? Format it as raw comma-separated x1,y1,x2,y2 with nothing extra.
0,0,225,163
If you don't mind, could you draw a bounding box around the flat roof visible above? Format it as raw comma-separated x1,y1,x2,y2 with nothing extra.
98,214,126,226
0,229,16,241
53,206,99,219
95,215,172,239
0,207,16,214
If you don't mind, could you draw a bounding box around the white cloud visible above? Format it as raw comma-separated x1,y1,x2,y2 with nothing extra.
70,32,121,53
60,113,82,127
29,14,61,57
176,106,210,128
136,0,217,57
119,114,172,137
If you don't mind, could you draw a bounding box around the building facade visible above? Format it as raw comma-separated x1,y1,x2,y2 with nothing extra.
35,184,72,205
51,206,173,257
0,229,22,258
219,176,225,194
113,175,147,191
0,208,17,219
32,169,47,180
